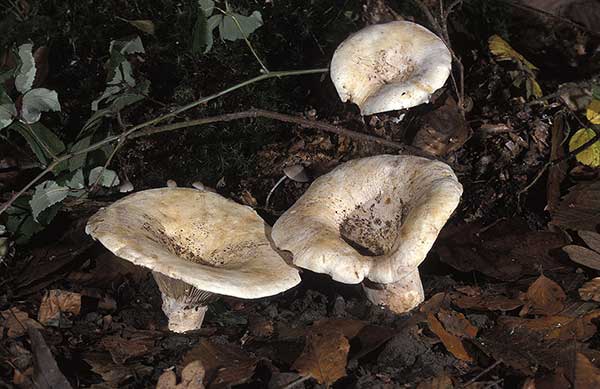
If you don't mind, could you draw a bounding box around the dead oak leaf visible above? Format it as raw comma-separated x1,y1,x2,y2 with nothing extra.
426,313,473,362
580,278,600,302
519,275,566,316
156,361,205,389
181,338,257,389
292,330,350,386
437,309,478,339
576,353,600,389
450,292,523,312
38,289,82,327
0,308,43,338
99,333,156,364
416,372,454,389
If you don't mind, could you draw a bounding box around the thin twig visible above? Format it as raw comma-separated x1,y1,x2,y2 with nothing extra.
0,68,328,216
134,108,417,153
461,359,503,388
411,0,465,113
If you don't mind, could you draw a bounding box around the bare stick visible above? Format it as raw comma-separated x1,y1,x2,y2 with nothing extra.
0,68,328,215
134,108,418,153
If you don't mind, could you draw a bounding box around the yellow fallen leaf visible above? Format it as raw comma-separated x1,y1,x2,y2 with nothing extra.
569,128,600,167
586,99,600,124
489,35,538,72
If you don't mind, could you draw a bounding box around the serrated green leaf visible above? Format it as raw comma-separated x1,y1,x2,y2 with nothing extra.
219,11,263,41
89,167,120,187
11,121,66,166
15,43,36,94
569,128,600,167
20,88,61,124
30,180,69,221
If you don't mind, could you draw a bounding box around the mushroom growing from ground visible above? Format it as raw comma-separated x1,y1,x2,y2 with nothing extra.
271,155,462,313
86,188,301,332
330,21,452,115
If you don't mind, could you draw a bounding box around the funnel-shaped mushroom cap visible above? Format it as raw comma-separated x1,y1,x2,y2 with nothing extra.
330,21,452,115
271,155,462,284
86,188,301,298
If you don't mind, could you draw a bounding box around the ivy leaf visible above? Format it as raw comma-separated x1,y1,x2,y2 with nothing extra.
30,180,69,221
219,11,263,41
20,88,61,124
89,167,120,187
586,99,600,125
569,128,600,167
0,103,16,130
5,199,44,244
15,43,36,94
11,121,65,166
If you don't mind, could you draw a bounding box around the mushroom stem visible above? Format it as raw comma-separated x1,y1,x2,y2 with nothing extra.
152,271,215,333
265,175,287,208
362,269,424,313
160,294,209,333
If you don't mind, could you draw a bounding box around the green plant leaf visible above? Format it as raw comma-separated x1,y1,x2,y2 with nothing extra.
219,11,263,41
569,128,600,167
65,169,85,189
30,180,69,221
89,167,120,187
199,0,215,16
15,43,36,94
110,36,145,57
5,200,44,244
0,103,16,130
11,121,66,166
20,88,61,124
68,136,92,171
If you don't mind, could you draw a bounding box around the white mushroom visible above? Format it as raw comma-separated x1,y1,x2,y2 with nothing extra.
271,155,462,313
330,21,452,115
86,188,301,332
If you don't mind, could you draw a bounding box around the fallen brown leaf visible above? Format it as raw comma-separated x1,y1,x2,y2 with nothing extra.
519,275,566,316
501,312,600,341
413,95,470,157
426,313,473,362
436,220,568,281
416,372,454,389
575,353,600,389
292,329,350,386
579,230,600,253
451,292,523,312
437,309,478,339
551,180,600,231
38,289,82,327
580,278,600,302
156,361,205,389
99,333,156,364
84,352,152,388
182,338,257,389
564,245,600,270
0,308,43,338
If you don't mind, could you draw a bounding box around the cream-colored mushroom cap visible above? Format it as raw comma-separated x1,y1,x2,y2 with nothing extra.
330,21,452,115
271,155,462,285
86,188,301,298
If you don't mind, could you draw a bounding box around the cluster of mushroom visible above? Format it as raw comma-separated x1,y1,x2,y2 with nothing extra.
86,21,462,333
